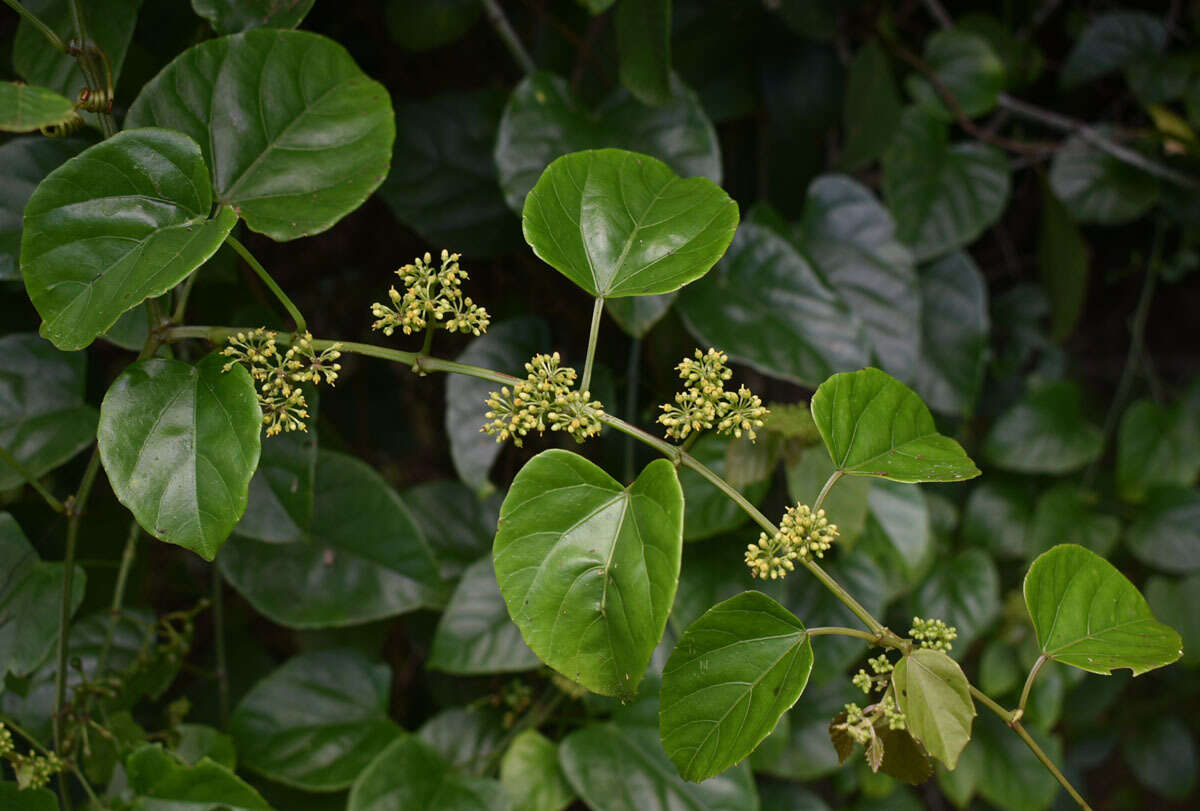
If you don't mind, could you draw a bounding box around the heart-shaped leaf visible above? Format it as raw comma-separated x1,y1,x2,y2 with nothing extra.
1048,131,1159,224
982,380,1103,474
429,555,539,675
21,128,237,351
231,649,402,791
496,71,720,212
125,744,272,810
0,333,98,490
98,354,262,561
810,367,980,482
348,733,506,811
1024,543,1183,675
0,136,83,280
127,29,394,241
191,0,316,33
678,221,871,387
605,292,676,338
660,591,814,782
493,450,683,699
906,30,1005,120
0,81,76,132
883,107,1010,262
522,148,738,298
913,251,989,417
499,730,576,811
893,647,976,769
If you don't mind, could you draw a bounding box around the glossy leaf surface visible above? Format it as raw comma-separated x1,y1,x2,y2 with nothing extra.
347,733,506,811
429,556,539,674
913,251,989,416
493,450,683,699
893,648,975,769
1127,487,1200,574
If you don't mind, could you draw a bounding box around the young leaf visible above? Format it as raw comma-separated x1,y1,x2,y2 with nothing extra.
1127,487,1200,574
125,744,273,810
493,450,683,699
810,367,980,482
0,333,98,490
499,730,576,811
98,354,262,561
659,591,814,782
348,733,506,811
522,148,738,298
982,380,1103,474
0,81,76,132
1048,131,1159,224
231,649,402,791
615,0,672,106
191,0,316,34
0,136,83,280
1023,543,1183,675
892,648,976,769
20,128,237,351
127,30,394,241
913,251,990,417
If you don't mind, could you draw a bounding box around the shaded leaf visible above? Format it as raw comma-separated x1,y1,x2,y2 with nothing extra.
0,136,83,280
417,708,507,777
615,0,672,106
1061,11,1166,89
892,648,975,769
1037,182,1090,341
0,783,57,810
429,556,539,674
1116,398,1200,502
982,380,1103,474
876,725,933,785
0,81,75,132
1049,132,1159,224
908,549,999,657
680,434,770,542
125,744,272,810
191,0,316,33
173,724,236,770
906,30,1005,120
1122,716,1196,800
972,713,1061,811
1145,573,1200,667
962,477,1033,559
606,293,676,338
840,41,902,170
386,0,481,52
786,445,871,546
913,251,989,417
1127,487,1200,573
1028,483,1119,560
499,730,575,811
403,481,497,581
348,733,505,810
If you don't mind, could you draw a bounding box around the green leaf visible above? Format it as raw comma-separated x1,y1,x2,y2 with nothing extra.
1028,483,1119,560
522,148,738,298
495,71,720,212
660,591,814,782
958,13,1044,89
404,481,498,582
1116,398,1200,502
98,354,262,561
1060,11,1166,89
810,367,980,482
0,136,83,280
236,422,316,544
971,713,1061,811
892,648,975,769
913,251,989,417
126,30,394,242
1145,573,1200,667
173,724,236,770
493,451,683,699
962,477,1033,559
445,318,550,492
1037,183,1090,341
1122,716,1196,800
385,0,481,52
883,107,1010,262
840,40,903,171
220,449,444,627
348,733,506,811
20,128,237,351
1127,487,1200,574
559,721,757,811
499,730,576,811
418,708,507,777
615,0,672,106
0,82,76,132
191,0,316,33
680,434,770,542
906,30,1005,121
677,221,870,387
982,380,1103,474
908,549,999,657
231,649,402,792
0,333,98,490
429,556,539,674
1023,543,1183,675
605,292,676,338
859,480,932,598
0,783,57,811
786,446,872,545
379,89,518,257
125,744,273,810
799,175,920,383
1048,131,1159,224
0,513,85,678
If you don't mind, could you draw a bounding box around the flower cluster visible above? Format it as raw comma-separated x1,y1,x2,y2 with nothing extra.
658,348,768,442
8,749,64,791
852,654,895,694
745,504,839,580
222,329,342,436
482,352,604,446
837,695,908,746
909,616,957,652
370,250,489,338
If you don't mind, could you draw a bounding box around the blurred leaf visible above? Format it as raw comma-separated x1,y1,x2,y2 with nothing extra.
13,0,142,102
1145,573,1200,667
429,556,539,674
347,733,505,811
1129,53,1197,105
21,129,237,351
523,149,737,298
173,724,235,770
220,450,444,628
0,82,75,132
883,107,1010,262
1127,486,1200,573
380,89,518,257
386,0,481,52
98,355,262,561
660,591,813,782
1060,11,1166,89
680,434,770,542
417,707,507,777
231,650,401,791
1028,483,1119,559
892,648,975,769
753,679,858,780
972,713,1061,811
0,333,98,490
606,293,676,338
770,0,839,40
962,477,1033,559
191,0,315,33
126,743,272,810
1048,131,1160,224
127,30,394,242
840,40,903,170
495,72,720,212
493,451,682,699
913,251,989,417
756,780,829,811
236,423,316,545
908,549,999,657
670,537,752,633
0,513,85,678
1037,183,1090,341
906,30,1005,121
0,783,57,810
1116,398,1200,502
859,480,930,599
978,640,1020,697
1122,716,1196,799
1024,543,1183,675
403,481,497,581
678,222,870,387
0,136,83,280
983,380,1103,474
615,0,672,106
499,730,575,811
786,446,871,545
958,13,1044,88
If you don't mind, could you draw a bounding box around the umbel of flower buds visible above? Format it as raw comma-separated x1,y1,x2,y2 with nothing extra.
745,503,839,580
658,348,767,442
370,250,490,338
221,329,342,436
909,616,958,652
482,352,605,446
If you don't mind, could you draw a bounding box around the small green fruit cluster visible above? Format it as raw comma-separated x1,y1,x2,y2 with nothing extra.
482,352,605,446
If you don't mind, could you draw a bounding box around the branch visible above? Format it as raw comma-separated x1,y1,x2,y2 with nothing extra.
226,235,307,334
479,0,536,75
1,0,68,52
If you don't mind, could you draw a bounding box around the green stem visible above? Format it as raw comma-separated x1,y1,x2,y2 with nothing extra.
813,470,844,513
623,337,641,482
67,0,115,138
172,270,201,324
212,565,230,731
1018,654,1048,716
805,626,879,642
0,442,65,513
969,685,1014,722
96,520,139,677
1012,721,1092,810
478,0,536,75
226,235,307,334
581,296,604,394
1,0,67,51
